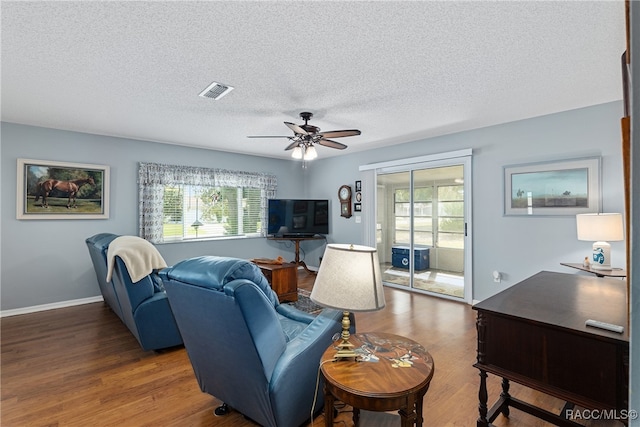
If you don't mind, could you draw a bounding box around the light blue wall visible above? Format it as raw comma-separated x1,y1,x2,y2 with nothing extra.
0,123,304,310
305,101,627,301
0,101,626,311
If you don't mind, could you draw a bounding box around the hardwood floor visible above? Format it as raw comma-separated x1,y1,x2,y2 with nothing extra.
1,271,620,426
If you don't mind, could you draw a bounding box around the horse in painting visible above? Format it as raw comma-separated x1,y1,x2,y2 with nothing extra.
34,177,95,209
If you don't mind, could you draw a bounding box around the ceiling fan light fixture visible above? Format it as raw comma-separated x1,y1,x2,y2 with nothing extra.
291,146,303,159
248,111,360,162
304,145,318,160
198,81,234,100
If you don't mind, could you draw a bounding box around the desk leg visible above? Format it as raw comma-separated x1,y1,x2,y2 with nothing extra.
477,369,490,427
500,378,510,417
560,402,575,420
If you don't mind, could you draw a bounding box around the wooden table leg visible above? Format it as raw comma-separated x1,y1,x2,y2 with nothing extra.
415,386,429,427
399,393,418,427
324,387,335,427
291,240,316,275
477,369,490,427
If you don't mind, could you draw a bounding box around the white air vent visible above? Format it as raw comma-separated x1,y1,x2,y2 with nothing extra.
198,82,234,100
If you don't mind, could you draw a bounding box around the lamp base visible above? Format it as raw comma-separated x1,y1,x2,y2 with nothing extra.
333,311,357,360
591,241,612,270
334,340,358,359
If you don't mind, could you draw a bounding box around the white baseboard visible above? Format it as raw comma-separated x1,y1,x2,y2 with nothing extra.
1,295,104,318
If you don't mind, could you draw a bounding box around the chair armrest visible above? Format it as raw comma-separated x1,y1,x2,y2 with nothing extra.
132,292,182,351
267,308,344,425
275,304,316,324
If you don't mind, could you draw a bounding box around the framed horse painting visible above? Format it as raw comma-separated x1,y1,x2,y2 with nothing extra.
17,158,110,219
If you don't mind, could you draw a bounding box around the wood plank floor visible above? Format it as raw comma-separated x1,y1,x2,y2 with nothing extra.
1,271,621,426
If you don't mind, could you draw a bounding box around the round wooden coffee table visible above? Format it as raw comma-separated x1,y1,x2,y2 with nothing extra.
320,332,435,427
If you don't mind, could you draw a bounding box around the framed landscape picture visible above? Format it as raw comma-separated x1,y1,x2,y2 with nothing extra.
17,158,110,219
503,157,600,216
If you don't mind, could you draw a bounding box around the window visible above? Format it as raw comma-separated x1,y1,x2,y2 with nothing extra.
138,163,276,243
392,184,463,248
437,185,464,249
162,185,263,241
394,187,433,246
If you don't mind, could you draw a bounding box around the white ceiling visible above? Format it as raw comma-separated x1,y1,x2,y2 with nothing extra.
1,1,626,161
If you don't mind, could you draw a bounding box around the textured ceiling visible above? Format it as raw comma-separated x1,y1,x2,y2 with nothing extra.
1,1,626,161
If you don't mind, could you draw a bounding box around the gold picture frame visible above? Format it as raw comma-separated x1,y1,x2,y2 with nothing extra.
17,158,110,219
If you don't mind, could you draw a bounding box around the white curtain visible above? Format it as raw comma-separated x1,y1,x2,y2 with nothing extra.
138,162,277,243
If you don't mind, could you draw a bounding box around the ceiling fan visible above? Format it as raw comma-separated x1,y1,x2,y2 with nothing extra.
248,112,361,161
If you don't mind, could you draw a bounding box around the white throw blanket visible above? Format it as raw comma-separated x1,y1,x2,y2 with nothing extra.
106,236,167,283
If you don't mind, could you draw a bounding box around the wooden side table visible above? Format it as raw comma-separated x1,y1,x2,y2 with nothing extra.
256,262,298,302
320,332,435,427
560,262,627,278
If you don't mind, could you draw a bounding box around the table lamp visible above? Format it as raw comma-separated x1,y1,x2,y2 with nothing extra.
310,244,386,359
576,213,624,270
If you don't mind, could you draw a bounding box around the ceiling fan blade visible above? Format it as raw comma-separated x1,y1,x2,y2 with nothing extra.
284,141,300,151
247,135,292,138
318,129,361,138
318,138,348,150
284,122,309,135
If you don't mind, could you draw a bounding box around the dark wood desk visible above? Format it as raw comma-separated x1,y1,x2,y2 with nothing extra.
321,332,434,427
267,236,325,275
560,262,627,278
473,271,629,427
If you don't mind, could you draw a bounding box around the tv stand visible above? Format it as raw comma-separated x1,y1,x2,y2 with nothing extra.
268,236,325,275
282,233,315,238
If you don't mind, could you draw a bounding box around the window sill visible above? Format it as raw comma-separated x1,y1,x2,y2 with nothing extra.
157,234,264,245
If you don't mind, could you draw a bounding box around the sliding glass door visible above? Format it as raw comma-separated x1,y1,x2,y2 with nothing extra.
375,158,471,302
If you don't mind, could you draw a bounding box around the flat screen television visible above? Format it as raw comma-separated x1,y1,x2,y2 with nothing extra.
267,199,329,237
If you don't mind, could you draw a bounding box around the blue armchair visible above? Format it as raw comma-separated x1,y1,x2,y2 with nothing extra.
86,233,122,320
85,233,182,351
159,256,346,427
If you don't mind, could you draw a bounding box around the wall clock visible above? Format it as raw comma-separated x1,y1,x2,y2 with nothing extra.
338,185,352,218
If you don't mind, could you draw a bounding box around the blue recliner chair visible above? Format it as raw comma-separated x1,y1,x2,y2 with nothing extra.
86,233,123,320
159,256,346,427
85,233,183,351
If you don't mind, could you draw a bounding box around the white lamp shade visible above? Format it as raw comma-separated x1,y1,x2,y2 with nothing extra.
576,213,624,241
291,146,303,159
304,145,317,160
310,244,386,312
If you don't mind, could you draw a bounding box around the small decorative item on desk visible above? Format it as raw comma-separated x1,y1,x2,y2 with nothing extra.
583,256,591,268
251,256,285,265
